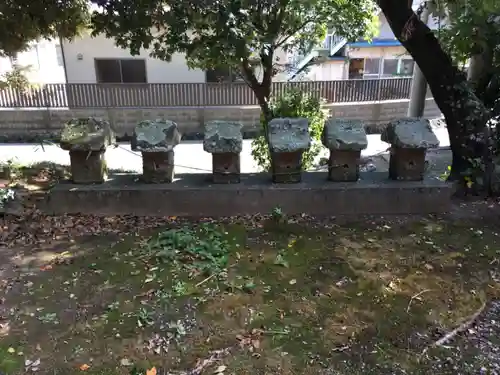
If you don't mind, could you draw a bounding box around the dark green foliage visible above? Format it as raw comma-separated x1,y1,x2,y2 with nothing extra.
251,88,327,171
147,224,230,275
0,0,89,56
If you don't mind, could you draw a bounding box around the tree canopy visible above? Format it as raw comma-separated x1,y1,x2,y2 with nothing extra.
0,0,90,57
91,0,377,115
432,0,500,65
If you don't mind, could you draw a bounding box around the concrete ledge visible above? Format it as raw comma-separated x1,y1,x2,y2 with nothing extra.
43,172,453,217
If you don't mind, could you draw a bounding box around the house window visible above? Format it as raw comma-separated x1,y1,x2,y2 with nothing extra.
206,67,237,83
94,59,147,83
55,45,64,67
382,58,399,77
400,59,415,76
363,58,381,79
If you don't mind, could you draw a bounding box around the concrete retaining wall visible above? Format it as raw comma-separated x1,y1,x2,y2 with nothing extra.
0,98,441,142
44,172,452,217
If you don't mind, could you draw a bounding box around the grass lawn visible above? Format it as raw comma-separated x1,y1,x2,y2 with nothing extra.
0,209,499,375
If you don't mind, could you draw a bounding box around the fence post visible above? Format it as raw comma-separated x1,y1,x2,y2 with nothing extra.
376,79,382,102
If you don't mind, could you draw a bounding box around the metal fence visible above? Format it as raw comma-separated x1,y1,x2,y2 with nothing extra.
0,77,414,108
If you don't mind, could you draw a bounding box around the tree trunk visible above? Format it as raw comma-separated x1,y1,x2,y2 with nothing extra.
378,0,490,181
240,57,274,138
252,82,273,123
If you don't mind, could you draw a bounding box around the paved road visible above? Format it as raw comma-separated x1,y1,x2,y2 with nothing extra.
0,128,450,173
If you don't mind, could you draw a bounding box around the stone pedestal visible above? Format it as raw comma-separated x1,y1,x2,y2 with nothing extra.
382,118,439,182
0,166,12,180
59,117,115,185
322,119,368,182
388,147,426,181
69,150,107,184
268,118,311,184
328,150,362,182
271,151,303,183
203,120,243,184
142,151,174,183
212,153,240,184
133,119,182,183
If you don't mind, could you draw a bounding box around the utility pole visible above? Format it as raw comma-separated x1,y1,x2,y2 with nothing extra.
407,0,432,117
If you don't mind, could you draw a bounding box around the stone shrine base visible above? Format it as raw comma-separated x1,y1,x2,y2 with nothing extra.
43,172,453,217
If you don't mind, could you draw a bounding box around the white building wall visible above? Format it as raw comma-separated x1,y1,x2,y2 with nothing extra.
348,46,410,60
0,40,65,84
62,34,206,83
63,34,290,84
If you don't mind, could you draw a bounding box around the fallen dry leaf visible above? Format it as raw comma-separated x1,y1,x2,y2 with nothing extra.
79,364,90,371
146,367,157,375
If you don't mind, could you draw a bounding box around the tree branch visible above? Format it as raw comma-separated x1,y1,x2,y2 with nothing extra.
240,58,260,90
260,47,274,98
275,19,314,48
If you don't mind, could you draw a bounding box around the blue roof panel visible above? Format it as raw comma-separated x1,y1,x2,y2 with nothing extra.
348,38,402,47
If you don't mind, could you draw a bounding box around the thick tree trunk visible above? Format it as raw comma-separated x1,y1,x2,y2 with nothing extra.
378,0,490,181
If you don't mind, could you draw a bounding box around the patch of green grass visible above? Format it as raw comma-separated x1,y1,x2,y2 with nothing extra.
1,217,499,374
0,345,24,374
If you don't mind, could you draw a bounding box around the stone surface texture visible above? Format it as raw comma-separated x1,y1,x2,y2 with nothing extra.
388,148,426,181
60,117,115,151
69,150,107,184
133,119,182,152
322,118,368,151
212,153,241,184
203,121,243,154
381,118,439,149
271,151,303,183
268,118,311,153
141,151,175,183
328,150,362,182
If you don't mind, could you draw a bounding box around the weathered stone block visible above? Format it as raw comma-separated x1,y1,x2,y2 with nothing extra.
322,119,367,182
382,118,439,181
203,121,243,154
268,118,310,183
322,118,368,151
132,119,182,152
328,150,362,182
60,117,115,151
271,151,303,183
133,119,181,183
212,153,241,184
381,118,439,149
60,118,114,184
388,147,426,181
142,151,174,183
203,121,242,184
69,150,107,184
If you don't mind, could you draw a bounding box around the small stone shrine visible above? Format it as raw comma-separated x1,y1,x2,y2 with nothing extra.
60,117,115,184
268,118,311,183
322,118,368,181
132,119,182,183
381,117,439,181
203,120,243,183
